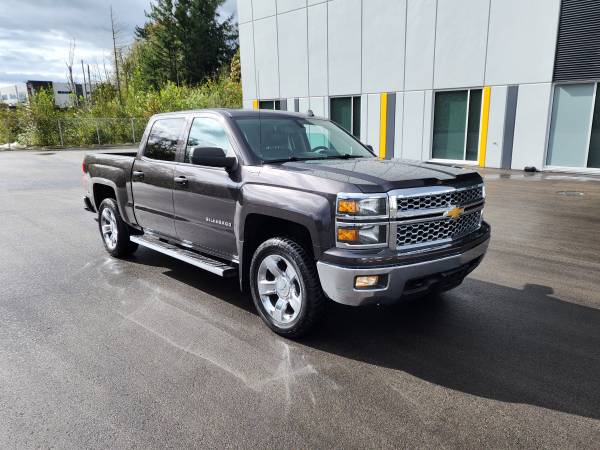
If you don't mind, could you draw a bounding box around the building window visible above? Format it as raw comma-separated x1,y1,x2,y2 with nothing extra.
330,96,361,138
259,100,281,110
547,83,600,169
432,89,482,161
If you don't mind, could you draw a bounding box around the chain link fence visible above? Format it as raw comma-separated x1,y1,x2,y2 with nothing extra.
1,117,147,149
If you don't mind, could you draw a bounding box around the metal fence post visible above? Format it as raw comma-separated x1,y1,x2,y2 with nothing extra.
0,119,10,150
96,122,101,146
58,120,64,147
131,118,136,143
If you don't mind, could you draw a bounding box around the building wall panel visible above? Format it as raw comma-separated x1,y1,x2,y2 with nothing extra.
299,97,310,114
237,0,253,23
360,94,368,142
253,0,277,19
485,85,508,168
309,97,326,116
278,9,309,98
485,0,560,85
239,21,257,100
277,0,306,14
328,0,362,96
405,0,436,91
394,92,404,158
434,0,489,89
402,90,425,160
511,83,552,170
308,3,328,96
366,94,382,153
253,16,280,99
362,0,406,93
421,90,433,160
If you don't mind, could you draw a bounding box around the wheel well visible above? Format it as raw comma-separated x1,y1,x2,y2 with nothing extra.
93,184,116,209
241,214,314,291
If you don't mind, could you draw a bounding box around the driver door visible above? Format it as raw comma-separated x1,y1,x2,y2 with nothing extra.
172,115,240,260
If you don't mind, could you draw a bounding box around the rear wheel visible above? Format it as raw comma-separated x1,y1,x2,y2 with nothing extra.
98,198,138,257
250,237,325,338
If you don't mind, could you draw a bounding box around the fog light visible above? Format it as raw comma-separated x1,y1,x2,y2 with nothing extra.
355,275,380,289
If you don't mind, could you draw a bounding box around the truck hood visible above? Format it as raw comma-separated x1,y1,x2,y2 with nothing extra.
265,158,482,193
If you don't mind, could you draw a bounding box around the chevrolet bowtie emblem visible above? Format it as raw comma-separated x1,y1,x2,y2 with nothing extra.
445,207,465,219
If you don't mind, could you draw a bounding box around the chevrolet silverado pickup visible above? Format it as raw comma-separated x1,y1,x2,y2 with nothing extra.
83,109,490,337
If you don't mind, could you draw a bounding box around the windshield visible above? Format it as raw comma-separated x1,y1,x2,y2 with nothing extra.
233,116,375,163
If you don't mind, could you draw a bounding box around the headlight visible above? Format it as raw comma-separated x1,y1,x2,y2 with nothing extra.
337,195,387,217
336,224,387,246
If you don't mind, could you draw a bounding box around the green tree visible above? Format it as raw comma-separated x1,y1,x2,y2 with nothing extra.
135,0,237,88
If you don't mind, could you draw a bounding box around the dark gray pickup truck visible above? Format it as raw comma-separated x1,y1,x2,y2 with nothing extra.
83,109,490,337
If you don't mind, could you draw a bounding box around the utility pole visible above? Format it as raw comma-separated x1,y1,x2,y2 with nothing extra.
87,64,93,103
81,59,87,102
110,6,122,104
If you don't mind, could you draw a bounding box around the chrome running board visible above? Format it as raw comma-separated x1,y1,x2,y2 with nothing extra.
130,235,237,277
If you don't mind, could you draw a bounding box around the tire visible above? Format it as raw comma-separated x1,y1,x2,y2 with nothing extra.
97,198,138,257
250,237,325,338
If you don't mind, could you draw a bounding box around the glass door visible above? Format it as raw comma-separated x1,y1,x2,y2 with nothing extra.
432,89,482,161
546,84,595,168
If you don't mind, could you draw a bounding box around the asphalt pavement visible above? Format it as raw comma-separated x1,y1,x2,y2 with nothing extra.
0,149,599,448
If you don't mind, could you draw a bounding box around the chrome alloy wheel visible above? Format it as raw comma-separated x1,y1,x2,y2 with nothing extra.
257,254,303,325
100,208,118,251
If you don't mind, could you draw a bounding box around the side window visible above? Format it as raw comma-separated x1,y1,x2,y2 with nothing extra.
144,118,186,162
185,117,233,164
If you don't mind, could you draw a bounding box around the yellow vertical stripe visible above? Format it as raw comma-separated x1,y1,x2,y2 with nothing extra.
379,93,388,159
252,99,259,110
478,86,491,167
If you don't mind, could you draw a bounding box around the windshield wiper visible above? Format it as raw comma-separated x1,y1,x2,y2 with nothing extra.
263,156,313,164
264,154,366,164
322,154,365,160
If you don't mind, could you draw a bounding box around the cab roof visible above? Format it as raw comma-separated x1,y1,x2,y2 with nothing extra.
151,108,321,120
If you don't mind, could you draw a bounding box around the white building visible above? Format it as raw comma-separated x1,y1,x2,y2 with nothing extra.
0,83,28,106
237,0,600,173
0,81,94,108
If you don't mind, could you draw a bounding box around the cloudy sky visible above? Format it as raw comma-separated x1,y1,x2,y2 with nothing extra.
0,0,237,87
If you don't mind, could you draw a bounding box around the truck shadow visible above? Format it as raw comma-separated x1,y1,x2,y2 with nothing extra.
125,250,600,421
305,280,600,422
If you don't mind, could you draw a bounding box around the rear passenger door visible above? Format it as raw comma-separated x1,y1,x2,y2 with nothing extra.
172,115,239,260
131,117,186,238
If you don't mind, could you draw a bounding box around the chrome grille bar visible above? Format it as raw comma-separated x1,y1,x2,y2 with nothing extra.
389,184,485,251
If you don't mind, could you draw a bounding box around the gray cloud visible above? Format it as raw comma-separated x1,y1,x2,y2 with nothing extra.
0,0,237,86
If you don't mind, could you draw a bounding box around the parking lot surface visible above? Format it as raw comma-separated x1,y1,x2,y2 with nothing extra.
0,149,599,448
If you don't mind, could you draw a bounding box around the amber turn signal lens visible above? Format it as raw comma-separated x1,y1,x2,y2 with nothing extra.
337,228,359,242
338,199,358,214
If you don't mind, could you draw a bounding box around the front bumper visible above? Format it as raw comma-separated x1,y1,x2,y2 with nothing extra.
317,235,489,306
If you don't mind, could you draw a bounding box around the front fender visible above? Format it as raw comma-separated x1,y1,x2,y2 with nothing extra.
236,184,334,260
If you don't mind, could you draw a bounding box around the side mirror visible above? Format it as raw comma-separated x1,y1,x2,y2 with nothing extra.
191,147,237,170
366,144,375,155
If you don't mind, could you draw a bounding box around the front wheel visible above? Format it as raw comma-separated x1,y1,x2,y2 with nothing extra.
250,237,325,338
98,198,138,257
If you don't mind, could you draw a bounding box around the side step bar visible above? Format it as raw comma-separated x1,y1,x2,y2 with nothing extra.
130,235,237,277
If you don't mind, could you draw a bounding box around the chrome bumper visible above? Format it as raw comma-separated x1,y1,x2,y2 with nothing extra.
316,238,489,306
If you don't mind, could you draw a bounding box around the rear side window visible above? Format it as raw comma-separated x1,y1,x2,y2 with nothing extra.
144,118,186,161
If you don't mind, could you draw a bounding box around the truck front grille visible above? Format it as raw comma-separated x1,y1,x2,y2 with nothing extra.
396,210,482,248
397,185,484,212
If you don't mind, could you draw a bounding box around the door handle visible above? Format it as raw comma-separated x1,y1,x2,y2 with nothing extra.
174,176,188,187
132,170,144,181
